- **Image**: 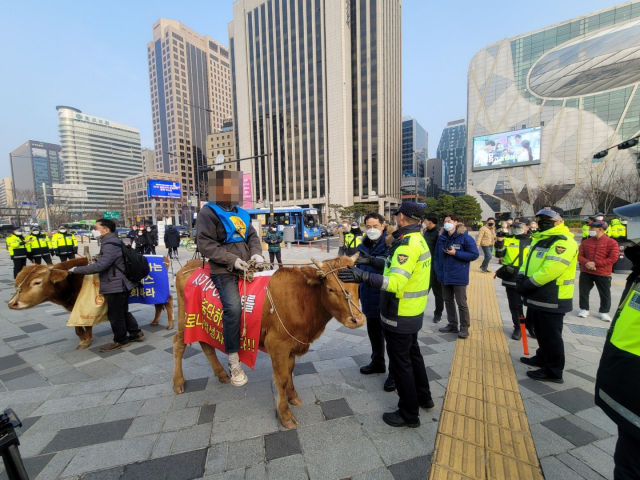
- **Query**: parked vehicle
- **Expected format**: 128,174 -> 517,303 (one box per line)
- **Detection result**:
177,226 -> 189,238
0,224 -> 16,238
319,225 -> 328,237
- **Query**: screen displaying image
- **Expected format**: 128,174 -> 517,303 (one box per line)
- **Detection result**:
148,180 -> 181,198
472,127 -> 541,171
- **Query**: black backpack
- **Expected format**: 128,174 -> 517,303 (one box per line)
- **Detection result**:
105,240 -> 150,283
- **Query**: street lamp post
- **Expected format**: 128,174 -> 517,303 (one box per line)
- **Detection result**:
265,114 -> 274,224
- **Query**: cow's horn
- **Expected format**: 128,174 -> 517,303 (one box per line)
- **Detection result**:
349,252 -> 360,263
310,258 -> 324,270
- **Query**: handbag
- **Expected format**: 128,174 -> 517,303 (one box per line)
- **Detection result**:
67,274 -> 109,327
495,247 -> 524,280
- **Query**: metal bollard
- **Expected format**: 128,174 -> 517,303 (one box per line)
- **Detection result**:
0,409 -> 28,480
326,237 -> 330,253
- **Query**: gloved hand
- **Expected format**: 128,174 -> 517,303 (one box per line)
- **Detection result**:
354,252 -> 372,266
234,258 -> 249,272
337,266 -> 370,284
515,278 -> 536,295
251,254 -> 265,264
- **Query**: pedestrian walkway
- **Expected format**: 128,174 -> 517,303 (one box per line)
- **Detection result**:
430,271 -> 543,479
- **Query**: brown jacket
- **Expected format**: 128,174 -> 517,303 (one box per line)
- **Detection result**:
196,205 -> 262,275
476,225 -> 496,247
336,226 -> 349,247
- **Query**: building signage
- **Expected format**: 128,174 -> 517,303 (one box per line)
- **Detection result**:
148,180 -> 181,199
243,174 -> 252,209
75,114 -> 110,126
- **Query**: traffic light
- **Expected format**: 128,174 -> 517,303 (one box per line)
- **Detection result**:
593,150 -> 608,159
618,138 -> 639,150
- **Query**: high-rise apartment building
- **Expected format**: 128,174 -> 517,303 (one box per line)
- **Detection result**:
229,0 -> 402,215
0,178 -> 14,207
142,148 -> 156,173
147,19 -> 233,199
9,141 -> 63,207
207,119 -> 236,171
437,119 -> 467,196
402,116 -> 428,177
57,106 -> 143,213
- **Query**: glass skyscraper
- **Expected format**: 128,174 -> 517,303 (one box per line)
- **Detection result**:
402,116 -> 428,177
9,141 -> 63,207
229,0 -> 402,215
437,119 -> 467,196
468,2 -> 640,217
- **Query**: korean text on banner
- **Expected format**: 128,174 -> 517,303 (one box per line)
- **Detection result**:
129,256 -> 170,305
243,174 -> 253,209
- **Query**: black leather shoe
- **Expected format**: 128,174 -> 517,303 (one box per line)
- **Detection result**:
526,369 -> 564,383
432,314 -> 442,324
383,376 -> 396,392
382,411 -> 420,428
419,399 -> 435,409
439,325 -> 459,334
458,330 -> 469,339
360,364 -> 386,375
520,356 -> 543,367
511,329 -> 522,341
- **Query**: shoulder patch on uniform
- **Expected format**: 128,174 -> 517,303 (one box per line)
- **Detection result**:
400,237 -> 411,246
397,254 -> 409,265
555,246 -> 566,254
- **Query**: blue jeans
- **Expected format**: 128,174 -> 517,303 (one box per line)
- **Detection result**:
481,246 -> 493,270
211,274 -> 241,354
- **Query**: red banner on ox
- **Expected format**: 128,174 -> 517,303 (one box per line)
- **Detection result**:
243,173 -> 252,209
183,265 -> 273,368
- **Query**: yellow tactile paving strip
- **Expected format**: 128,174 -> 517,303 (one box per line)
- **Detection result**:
429,271 -> 544,480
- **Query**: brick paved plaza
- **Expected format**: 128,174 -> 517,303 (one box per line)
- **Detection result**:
0,243 -> 622,479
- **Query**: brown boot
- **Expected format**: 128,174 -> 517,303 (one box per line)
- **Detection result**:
100,340 -> 130,352
130,332 -> 145,342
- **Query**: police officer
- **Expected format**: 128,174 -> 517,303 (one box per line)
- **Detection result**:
338,202 -> 433,428
495,218 -> 535,340
25,226 -> 53,265
595,202 -> 640,478
6,227 -> 31,278
582,219 -> 591,240
516,206 -> 578,383
343,222 -> 362,256
51,226 -> 78,261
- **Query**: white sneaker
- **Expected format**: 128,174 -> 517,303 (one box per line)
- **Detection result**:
599,313 -> 612,322
577,310 -> 589,318
228,353 -> 248,387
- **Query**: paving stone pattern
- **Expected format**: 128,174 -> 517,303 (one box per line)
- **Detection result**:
0,245 -> 622,479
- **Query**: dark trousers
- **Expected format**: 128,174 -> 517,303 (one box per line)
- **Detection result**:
211,274 -> 241,354
12,258 -> 26,279
338,246 -> 345,256
430,269 -> 444,316
579,272 -> 612,313
366,316 -> 386,369
33,253 -> 53,265
104,290 -> 141,344
59,253 -> 76,262
168,247 -> 178,259
505,287 -> 524,328
528,308 -> 565,378
481,245 -> 493,270
269,251 -> 283,267
614,426 -> 640,479
383,330 -> 431,421
442,284 -> 470,331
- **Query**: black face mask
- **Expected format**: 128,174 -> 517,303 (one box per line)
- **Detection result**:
487,223 -> 494,227
537,219 -> 557,232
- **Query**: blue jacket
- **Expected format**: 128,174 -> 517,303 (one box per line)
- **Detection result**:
434,226 -> 479,286
357,226 -> 394,318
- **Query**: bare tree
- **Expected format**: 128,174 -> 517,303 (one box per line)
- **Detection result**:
577,162 -> 622,214
531,183 -> 568,211
617,170 -> 640,205
499,186 -> 529,216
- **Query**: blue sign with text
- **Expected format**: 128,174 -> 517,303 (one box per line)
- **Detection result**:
129,256 -> 170,305
148,180 -> 181,199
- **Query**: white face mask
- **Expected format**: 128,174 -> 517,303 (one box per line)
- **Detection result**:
93,230 -> 103,238
366,228 -> 382,241
588,230 -> 597,237
59,229 -> 67,234
595,216 -> 604,221
138,232 -> 144,236
443,222 -> 455,232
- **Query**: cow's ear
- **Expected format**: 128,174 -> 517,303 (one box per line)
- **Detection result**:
300,266 -> 322,286
49,270 -> 69,284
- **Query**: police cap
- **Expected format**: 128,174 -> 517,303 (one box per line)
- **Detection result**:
535,206 -> 564,221
393,202 -> 423,221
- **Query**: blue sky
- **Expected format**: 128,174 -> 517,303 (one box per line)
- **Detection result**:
0,0 -> 618,179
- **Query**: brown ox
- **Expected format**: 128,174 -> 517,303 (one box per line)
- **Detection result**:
8,257 -> 175,349
172,254 -> 365,429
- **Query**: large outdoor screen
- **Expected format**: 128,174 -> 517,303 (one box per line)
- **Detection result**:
147,180 -> 181,198
472,127 -> 541,171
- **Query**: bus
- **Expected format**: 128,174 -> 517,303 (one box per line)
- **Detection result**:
61,220 -> 97,230
245,207 -> 321,242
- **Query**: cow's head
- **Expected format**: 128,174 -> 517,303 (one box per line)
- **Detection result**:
300,254 -> 366,328
8,265 -> 71,310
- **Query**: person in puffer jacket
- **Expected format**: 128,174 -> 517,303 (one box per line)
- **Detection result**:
353,214 -> 395,392
434,214 -> 479,338
577,220 -> 619,322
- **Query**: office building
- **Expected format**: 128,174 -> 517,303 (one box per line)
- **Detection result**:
402,116 -> 428,177
468,2 -> 640,217
427,158 -> 444,197
437,119 -> 467,196
142,148 -> 156,173
147,19 -> 233,199
229,0 -> 402,215
57,106 -> 143,213
0,178 -> 13,207
123,172 -> 181,226
207,119 -> 236,171
9,141 -> 63,207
